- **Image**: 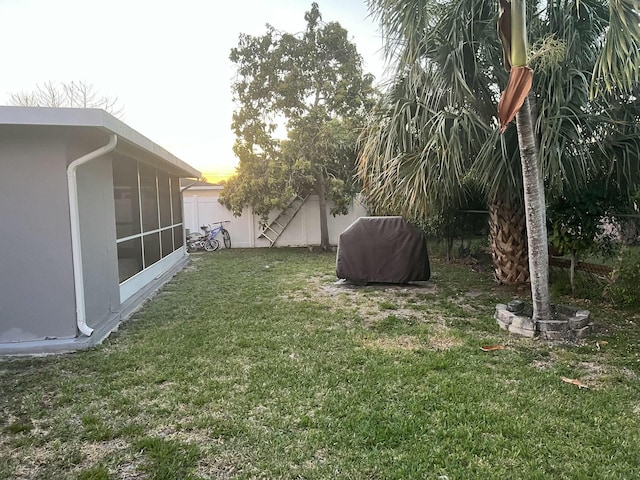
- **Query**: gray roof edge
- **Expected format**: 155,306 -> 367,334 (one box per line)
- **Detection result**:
0,106 -> 201,178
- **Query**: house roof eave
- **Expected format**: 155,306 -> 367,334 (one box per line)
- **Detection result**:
0,106 -> 201,178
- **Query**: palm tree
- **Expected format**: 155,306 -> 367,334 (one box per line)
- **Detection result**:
359,0 -> 640,320
498,0 -> 550,320
359,0 -> 530,285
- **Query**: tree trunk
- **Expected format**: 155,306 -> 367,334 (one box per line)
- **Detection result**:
516,96 -> 551,322
317,170 -> 330,250
446,236 -> 454,262
489,195 -> 530,284
570,250 -> 577,294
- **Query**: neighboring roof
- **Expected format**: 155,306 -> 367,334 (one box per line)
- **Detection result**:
179,178 -> 224,192
179,178 -> 222,188
0,106 -> 201,178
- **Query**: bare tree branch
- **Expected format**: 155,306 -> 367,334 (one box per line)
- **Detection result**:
8,80 -> 124,117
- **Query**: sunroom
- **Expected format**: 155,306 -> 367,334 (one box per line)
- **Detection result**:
0,106 -> 200,355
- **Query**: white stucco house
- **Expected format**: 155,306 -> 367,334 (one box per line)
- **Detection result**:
0,106 -> 200,355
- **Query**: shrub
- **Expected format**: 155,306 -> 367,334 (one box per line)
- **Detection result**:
605,248 -> 640,308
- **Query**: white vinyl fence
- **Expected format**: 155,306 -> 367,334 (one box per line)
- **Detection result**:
182,186 -> 368,248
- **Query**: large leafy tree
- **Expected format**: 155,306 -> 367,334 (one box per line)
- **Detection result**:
220,3 -> 376,249
358,0 -> 640,312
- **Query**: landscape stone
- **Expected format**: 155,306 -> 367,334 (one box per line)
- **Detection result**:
494,302 -> 591,342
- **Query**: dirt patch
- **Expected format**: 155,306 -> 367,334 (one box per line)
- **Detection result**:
194,450 -> 246,479
575,361 -> 637,387
283,273 -> 473,351
532,359 -> 555,370
363,335 -> 424,352
464,290 -> 484,298
531,356 -> 637,389
288,274 -> 437,298
82,438 -> 130,464
149,425 -> 216,446
571,361 -> 608,389
363,330 -> 463,353
577,361 -> 607,376
427,328 -> 464,351
183,256 -> 203,272
285,275 -> 438,320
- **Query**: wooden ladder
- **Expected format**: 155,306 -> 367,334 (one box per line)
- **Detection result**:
258,194 -> 308,247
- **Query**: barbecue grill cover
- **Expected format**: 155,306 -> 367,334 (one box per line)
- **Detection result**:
336,216 -> 430,283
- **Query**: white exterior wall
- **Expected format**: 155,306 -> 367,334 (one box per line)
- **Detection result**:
183,187 -> 368,247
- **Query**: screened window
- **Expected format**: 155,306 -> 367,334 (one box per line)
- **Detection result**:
161,229 -> 174,257
139,163 -> 159,232
113,158 -> 185,284
173,226 -> 184,249
158,171 -> 172,227
117,238 -> 142,283
143,232 -> 161,267
171,177 -> 182,224
113,157 -> 141,239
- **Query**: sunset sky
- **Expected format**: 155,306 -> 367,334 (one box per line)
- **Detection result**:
0,0 -> 386,183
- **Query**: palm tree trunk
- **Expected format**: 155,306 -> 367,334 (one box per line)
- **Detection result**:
489,195 -> 529,284
516,96 -> 551,322
317,169 -> 330,250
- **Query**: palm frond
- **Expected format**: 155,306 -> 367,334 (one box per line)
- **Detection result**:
361,0 -> 640,223
591,0 -> 640,97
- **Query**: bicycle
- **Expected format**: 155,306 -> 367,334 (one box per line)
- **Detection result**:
205,221 -> 232,251
186,221 -> 231,252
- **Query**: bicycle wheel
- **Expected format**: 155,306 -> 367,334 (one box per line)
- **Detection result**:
222,229 -> 231,249
212,239 -> 221,251
203,239 -> 215,252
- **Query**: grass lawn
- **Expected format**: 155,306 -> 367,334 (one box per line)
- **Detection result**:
1,248 -> 640,479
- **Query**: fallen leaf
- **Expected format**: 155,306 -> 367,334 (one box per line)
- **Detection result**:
561,377 -> 588,389
595,340 -> 608,350
289,352 -> 296,359
480,345 -> 506,352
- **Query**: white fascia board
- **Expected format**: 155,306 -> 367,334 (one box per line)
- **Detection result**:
0,106 -> 201,178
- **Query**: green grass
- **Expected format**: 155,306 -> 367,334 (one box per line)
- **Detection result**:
1,248 -> 640,479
